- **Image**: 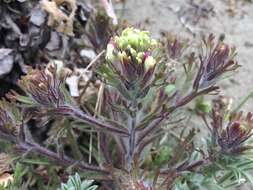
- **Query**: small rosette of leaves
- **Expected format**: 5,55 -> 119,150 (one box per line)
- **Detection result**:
206,111 -> 253,188
193,34 -> 240,90
100,27 -> 159,100
7,65 -> 72,109
211,109 -> 253,155
58,173 -> 97,190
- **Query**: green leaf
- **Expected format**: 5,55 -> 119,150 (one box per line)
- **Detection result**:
21,159 -> 50,165
12,95 -> 34,105
195,96 -> 211,113
60,84 -> 74,105
165,84 -> 176,96
241,171 -> 253,187
58,173 -> 98,190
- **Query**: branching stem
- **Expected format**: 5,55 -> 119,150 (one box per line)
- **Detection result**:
56,106 -> 129,136
16,141 -> 108,174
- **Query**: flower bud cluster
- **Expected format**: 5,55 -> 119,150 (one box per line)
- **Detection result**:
193,34 -> 239,90
103,28 -> 159,99
211,106 -> 253,155
106,27 -> 158,71
11,66 -> 67,108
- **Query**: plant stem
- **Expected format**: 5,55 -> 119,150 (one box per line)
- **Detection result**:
137,117 -> 164,146
137,87 -> 218,148
16,141 -> 108,174
160,159 -> 206,174
56,106 -> 129,136
127,100 -> 137,170
89,130 -> 93,164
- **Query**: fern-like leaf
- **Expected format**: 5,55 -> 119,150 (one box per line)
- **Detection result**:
59,173 -> 98,190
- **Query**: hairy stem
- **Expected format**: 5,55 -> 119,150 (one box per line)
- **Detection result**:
137,86 -> 218,148
160,159 -> 207,174
127,100 -> 137,170
55,106 -> 129,136
16,141 -> 108,174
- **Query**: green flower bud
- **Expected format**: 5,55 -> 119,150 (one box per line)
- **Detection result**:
144,56 -> 156,70
130,47 -> 137,57
107,28 -> 158,68
115,27 -> 157,53
140,30 -> 149,36
136,52 -> 144,64
118,51 -> 128,62
118,37 -> 128,50
122,27 -> 136,36
139,41 -> 145,50
128,34 -> 139,49
137,52 -> 144,59
136,57 -> 142,64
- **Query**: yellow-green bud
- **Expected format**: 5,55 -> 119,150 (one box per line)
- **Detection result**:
136,57 -> 142,64
130,47 -> 137,57
118,37 -> 128,50
136,52 -> 144,64
115,27 -> 157,53
144,56 -> 156,70
137,52 -> 144,59
118,51 -> 128,62
128,34 -> 139,49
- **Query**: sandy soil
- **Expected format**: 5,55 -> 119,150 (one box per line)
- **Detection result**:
120,0 -> 253,112
119,0 -> 253,189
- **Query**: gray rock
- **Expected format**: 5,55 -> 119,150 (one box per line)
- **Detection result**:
80,49 -> 96,60
30,7 -> 47,27
46,32 -> 61,51
0,49 -> 14,77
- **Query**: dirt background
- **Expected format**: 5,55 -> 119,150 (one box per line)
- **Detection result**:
118,0 -> 253,112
